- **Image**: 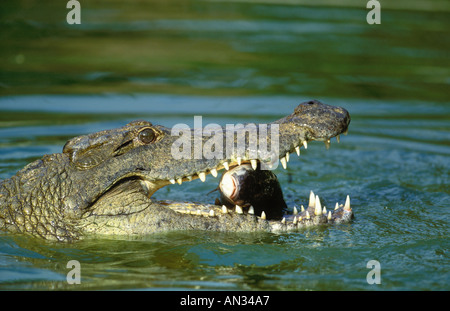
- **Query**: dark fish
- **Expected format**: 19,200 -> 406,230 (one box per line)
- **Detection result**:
216,164 -> 287,219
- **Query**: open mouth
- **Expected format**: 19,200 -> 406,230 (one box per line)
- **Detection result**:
149,135 -> 350,221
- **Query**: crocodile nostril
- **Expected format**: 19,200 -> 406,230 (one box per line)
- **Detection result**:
307,100 -> 320,105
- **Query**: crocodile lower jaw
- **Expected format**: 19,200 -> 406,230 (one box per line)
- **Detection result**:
158,189 -> 353,232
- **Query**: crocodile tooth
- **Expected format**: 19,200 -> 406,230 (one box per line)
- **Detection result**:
303,141 -> 308,149
281,217 -> 286,224
306,211 -> 310,219
248,206 -> 255,215
295,146 -> 300,156
335,202 -> 339,210
322,206 -> 327,215
177,178 -> 183,185
344,195 -> 351,211
293,206 -> 298,215
237,157 -> 242,165
293,216 -> 298,224
198,172 -> 206,182
324,139 -> 330,150
209,209 -> 215,217
169,179 -> 176,184
223,161 -> 229,171
309,191 -> 315,208
327,211 -> 332,220
250,159 -> 258,170
210,168 -> 218,178
343,128 -> 348,136
285,152 -> 290,162
301,205 -> 305,212
314,195 -> 322,216
280,157 -> 287,169
235,205 -> 243,214
222,205 -> 228,214
261,211 -> 266,220
196,209 -> 201,215
336,135 -> 340,143
299,216 -> 303,222
187,175 -> 193,181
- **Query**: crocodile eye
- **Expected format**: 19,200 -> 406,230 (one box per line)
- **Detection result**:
138,128 -> 156,144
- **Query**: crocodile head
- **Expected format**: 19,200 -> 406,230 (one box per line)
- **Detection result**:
0,100 -> 352,241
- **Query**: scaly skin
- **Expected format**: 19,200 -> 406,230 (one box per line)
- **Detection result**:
0,100 -> 352,241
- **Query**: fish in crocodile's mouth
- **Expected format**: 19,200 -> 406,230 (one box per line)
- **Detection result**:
217,163 -> 287,220
215,162 -> 353,225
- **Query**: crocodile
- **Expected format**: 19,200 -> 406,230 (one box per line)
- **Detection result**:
0,100 -> 352,242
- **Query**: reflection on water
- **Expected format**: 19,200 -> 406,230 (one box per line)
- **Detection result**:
0,0 -> 449,291
1,0 -> 449,101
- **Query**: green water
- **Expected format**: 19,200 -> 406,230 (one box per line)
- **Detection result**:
0,0 -> 449,291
